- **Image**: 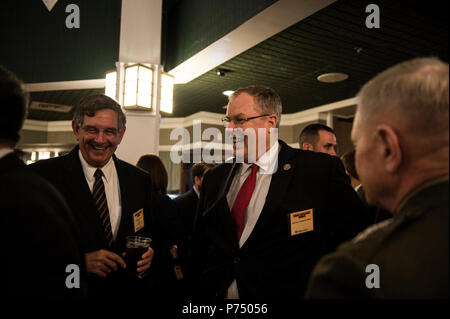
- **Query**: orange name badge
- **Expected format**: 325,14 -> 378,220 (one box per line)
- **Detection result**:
289,209 -> 314,236
133,208 -> 145,233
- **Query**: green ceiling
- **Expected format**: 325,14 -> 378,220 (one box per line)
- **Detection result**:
2,0 -> 449,120
163,0 -> 277,71
172,0 -> 449,116
0,0 -> 121,83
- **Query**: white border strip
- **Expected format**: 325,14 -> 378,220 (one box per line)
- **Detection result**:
22,120 -> 73,132
24,79 -> 105,92
160,111 -> 224,129
282,97 -> 357,126
22,97 -> 357,132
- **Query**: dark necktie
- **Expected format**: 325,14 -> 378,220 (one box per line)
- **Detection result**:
93,169 -> 113,246
230,164 -> 258,241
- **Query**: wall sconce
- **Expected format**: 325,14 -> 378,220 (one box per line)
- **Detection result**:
105,63 -> 174,114
160,72 -> 174,114
123,64 -> 154,110
105,70 -> 117,100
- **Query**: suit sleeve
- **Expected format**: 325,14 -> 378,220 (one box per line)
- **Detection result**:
2,174 -> 87,298
326,157 -> 371,247
188,170 -> 211,295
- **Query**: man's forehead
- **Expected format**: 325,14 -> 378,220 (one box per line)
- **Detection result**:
319,130 -> 336,143
83,110 -> 119,128
227,93 -> 258,115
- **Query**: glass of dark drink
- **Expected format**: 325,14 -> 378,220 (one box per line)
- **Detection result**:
125,236 -> 152,276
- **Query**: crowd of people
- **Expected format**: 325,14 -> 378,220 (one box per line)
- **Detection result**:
0,57 -> 448,299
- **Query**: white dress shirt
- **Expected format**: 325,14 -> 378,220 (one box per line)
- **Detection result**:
79,150 -> 122,239
226,141 -> 280,299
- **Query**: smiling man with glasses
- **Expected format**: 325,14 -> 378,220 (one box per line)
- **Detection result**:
30,94 -> 172,299
191,85 -> 371,300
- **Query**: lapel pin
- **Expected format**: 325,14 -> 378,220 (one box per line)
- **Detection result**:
283,163 -> 291,171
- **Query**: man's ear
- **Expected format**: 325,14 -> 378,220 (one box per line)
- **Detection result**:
72,121 -> 80,141
117,127 -> 126,144
267,114 -> 278,129
376,124 -> 402,173
302,142 -> 314,151
193,176 -> 201,187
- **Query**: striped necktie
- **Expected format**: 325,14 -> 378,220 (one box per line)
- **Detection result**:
93,169 -> 113,246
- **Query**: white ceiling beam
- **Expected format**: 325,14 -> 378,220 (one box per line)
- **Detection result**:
168,0 -> 336,84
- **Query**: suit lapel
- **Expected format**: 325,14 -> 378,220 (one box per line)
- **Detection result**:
202,162 -> 240,217
63,147 -> 109,246
202,162 -> 241,253
113,156 -> 132,244
264,141 -> 298,205
241,141 -> 298,250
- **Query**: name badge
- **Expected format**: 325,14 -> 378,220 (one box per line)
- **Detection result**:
289,209 -> 314,236
133,208 -> 145,233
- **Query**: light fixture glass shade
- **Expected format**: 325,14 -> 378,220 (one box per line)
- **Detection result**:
124,64 -> 154,109
105,70 -> 117,100
160,72 -> 174,113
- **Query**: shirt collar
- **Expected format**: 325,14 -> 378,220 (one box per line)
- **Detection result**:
0,148 -> 14,160
193,185 -> 200,198
78,150 -> 115,184
395,175 -> 449,214
240,140 -> 280,176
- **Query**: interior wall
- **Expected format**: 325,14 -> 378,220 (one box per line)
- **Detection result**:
333,117 -> 354,157
159,150 -> 181,192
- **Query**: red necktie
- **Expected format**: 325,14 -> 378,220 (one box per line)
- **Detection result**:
231,164 -> 258,241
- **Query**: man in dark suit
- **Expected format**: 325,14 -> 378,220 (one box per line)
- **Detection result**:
174,162 -> 213,238
174,162 -> 213,292
306,57 -> 449,298
341,149 -> 392,224
0,65 -> 86,298
31,94 -> 158,298
190,85 -> 370,299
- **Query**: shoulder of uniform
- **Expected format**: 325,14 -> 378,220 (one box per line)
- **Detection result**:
352,219 -> 394,244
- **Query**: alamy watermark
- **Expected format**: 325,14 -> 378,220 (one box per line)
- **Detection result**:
65,264 -> 80,289
365,4 -> 380,29
169,120 -> 279,174
65,4 -> 80,29
365,264 -> 380,289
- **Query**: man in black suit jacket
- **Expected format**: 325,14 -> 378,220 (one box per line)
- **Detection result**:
191,86 -> 370,299
341,149 -> 392,224
174,162 -> 213,291
306,57 -> 449,298
0,66 -> 86,298
174,162 -> 213,238
31,94 -> 158,298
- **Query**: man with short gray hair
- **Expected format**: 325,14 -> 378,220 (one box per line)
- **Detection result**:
306,57 -> 449,298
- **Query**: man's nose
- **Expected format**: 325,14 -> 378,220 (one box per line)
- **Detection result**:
94,131 -> 106,143
329,148 -> 337,156
228,121 -> 236,129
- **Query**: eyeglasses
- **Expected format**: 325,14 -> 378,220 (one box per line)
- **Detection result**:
222,114 -> 271,127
